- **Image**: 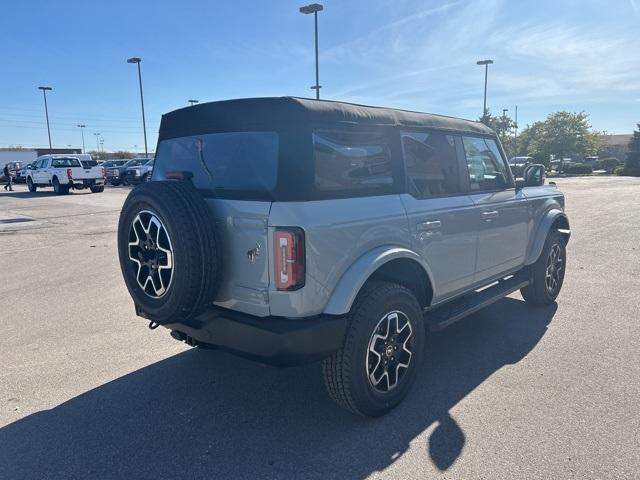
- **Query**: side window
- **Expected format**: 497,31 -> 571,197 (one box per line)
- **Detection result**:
313,130 -> 393,195
39,159 -> 48,168
401,130 -> 460,197
462,136 -> 508,191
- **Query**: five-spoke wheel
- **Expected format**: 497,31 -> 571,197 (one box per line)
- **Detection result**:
128,210 -> 174,298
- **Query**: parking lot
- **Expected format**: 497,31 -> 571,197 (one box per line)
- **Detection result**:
1,176 -> 639,479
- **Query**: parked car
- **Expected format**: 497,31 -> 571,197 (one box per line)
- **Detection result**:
122,159 -> 154,185
117,97 -> 570,417
106,158 -> 150,186
508,156 -> 533,177
26,154 -> 106,194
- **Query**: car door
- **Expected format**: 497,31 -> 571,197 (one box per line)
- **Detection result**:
34,159 -> 48,184
399,129 -> 478,303
461,136 -> 529,284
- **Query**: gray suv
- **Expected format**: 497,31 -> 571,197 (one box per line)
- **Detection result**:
118,97 -> 570,416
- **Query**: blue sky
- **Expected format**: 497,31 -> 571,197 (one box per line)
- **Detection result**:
1,0 -> 638,152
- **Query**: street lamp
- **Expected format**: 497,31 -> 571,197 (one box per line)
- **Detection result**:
188,99 -> 199,106
99,139 -> 104,153
94,132 -> 101,152
127,57 -> 149,159
502,108 -> 508,118
38,86 -> 53,149
77,124 -> 86,153
476,59 -> 494,117
299,3 -> 323,99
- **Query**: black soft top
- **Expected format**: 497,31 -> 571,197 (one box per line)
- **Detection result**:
158,97 -> 494,141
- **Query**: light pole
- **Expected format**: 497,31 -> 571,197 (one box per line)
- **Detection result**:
127,57 -> 148,159
38,86 -> 53,149
476,59 -> 493,117
100,139 -> 104,153
299,3 -> 323,99
77,124 -> 86,153
188,99 -> 199,106
94,132 -> 101,152
502,108 -> 508,119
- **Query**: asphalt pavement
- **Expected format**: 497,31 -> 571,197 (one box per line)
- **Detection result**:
0,177 -> 639,479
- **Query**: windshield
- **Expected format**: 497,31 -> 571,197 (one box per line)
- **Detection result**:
51,157 -> 81,168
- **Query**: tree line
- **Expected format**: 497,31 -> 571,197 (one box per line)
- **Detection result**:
480,111 -> 640,176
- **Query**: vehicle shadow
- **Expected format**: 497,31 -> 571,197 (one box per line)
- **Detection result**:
0,298 -> 556,479
0,190 -> 58,198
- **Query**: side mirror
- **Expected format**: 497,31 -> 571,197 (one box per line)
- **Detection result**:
523,164 -> 546,187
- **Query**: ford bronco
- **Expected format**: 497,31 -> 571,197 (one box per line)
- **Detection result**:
117,97 -> 570,416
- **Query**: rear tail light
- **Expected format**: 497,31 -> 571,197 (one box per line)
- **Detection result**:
274,228 -> 305,291
101,166 -> 106,178
66,168 -> 73,179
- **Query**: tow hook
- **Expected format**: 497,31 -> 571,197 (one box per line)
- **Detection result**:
148,321 -> 160,330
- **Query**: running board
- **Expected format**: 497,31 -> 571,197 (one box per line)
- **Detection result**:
426,272 -> 530,331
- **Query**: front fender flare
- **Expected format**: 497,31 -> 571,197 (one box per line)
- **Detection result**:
525,209 -> 570,265
322,246 -> 434,316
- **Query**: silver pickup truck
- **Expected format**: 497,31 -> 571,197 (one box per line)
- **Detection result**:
117,97 -> 570,416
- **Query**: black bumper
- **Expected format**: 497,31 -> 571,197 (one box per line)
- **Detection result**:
139,305 -> 348,367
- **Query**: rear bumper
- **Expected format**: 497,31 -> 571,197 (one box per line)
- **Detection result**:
138,305 -> 348,367
69,178 -> 104,188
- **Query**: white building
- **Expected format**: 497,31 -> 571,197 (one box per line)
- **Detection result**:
0,148 -> 82,169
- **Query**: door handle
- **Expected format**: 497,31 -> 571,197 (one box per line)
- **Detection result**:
481,210 -> 499,220
418,220 -> 442,231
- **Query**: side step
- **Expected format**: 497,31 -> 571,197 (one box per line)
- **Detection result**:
426,271 -> 530,331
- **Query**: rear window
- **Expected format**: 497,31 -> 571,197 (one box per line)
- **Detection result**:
313,130 -> 393,195
155,132 -> 278,193
51,157 -> 81,168
81,159 -> 98,168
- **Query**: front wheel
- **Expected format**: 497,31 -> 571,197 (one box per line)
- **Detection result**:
27,177 -> 36,192
322,281 -> 425,417
521,230 -> 567,305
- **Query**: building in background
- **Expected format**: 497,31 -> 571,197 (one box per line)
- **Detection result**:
0,148 -> 82,169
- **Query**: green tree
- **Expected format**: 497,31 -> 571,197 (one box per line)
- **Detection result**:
619,123 -> 640,176
517,111 -> 600,168
479,110 -> 517,157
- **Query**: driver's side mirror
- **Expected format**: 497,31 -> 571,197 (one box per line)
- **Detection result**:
517,164 -> 546,189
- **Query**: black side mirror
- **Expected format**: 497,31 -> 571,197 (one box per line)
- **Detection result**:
523,164 -> 546,187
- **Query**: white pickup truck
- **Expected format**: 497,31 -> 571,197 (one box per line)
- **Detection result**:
26,154 -> 106,195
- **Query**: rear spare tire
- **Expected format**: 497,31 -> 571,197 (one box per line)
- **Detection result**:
117,181 -> 221,324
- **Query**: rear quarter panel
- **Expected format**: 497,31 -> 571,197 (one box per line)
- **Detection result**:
268,195 -> 412,317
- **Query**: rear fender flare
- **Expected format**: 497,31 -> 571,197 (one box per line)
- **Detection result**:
322,246 -> 434,316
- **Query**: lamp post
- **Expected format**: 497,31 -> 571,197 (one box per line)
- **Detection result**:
127,57 -> 148,159
299,3 -> 323,99
77,124 -> 86,153
99,139 -> 104,153
38,86 -> 53,149
188,99 -> 199,106
476,59 -> 493,117
94,132 -> 101,152
502,108 -> 508,119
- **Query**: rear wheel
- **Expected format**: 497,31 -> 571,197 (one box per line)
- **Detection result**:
27,177 -> 36,192
521,230 -> 566,305
110,180 -> 121,186
90,185 -> 104,193
322,281 -> 425,417
53,177 -> 69,195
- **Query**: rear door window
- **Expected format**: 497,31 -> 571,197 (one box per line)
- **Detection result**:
401,130 -> 461,197
462,136 -> 509,191
155,132 -> 278,194
313,130 -> 393,196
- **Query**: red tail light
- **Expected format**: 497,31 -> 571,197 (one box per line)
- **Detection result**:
274,228 -> 305,291
101,166 -> 106,178
66,168 -> 73,179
